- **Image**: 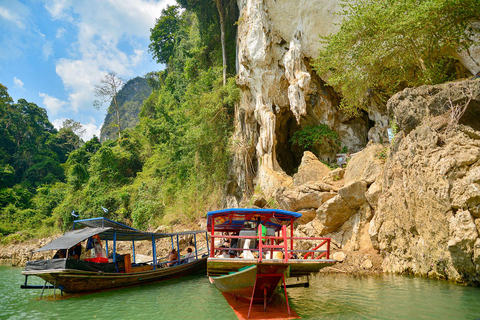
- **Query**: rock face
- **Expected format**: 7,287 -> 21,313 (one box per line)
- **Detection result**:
373,80 -> 480,284
227,0 -> 480,284
231,0 -> 377,203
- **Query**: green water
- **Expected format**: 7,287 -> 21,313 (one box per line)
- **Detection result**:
2,264 -> 480,319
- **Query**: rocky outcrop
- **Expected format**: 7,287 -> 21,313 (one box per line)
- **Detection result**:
387,80 -> 480,134
231,0 -> 376,204
374,80 -> 480,285
227,0 -> 480,283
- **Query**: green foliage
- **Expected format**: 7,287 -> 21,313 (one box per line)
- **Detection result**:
314,0 -> 480,116
290,124 -> 339,155
0,2 -> 239,236
376,147 -> 389,160
149,5 -> 182,64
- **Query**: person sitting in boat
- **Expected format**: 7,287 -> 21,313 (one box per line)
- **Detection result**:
230,232 -> 239,249
240,239 -> 254,259
255,217 -> 267,243
53,249 -> 66,259
167,249 -> 178,267
184,247 -> 195,263
87,235 -> 107,258
216,245 -> 230,258
68,242 -> 82,259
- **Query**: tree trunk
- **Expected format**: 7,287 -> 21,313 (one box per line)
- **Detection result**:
113,95 -> 121,139
214,0 -> 227,86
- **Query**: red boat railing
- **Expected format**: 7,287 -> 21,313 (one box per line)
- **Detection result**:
209,224 -> 331,262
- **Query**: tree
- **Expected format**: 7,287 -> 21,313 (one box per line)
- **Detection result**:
62,119 -> 86,139
314,0 -> 480,117
93,72 -> 124,139
149,5 -> 181,65
46,119 -> 84,163
213,0 -> 227,85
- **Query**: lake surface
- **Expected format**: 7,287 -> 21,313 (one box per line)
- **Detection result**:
2,264 -> 480,319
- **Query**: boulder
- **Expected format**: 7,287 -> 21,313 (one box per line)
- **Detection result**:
338,181 -> 368,208
293,151 -> 332,186
315,181 -> 368,234
365,181 -> 382,211
361,259 -> 373,269
333,251 -> 346,262
296,208 -> 318,224
344,143 -> 385,185
275,181 -> 337,212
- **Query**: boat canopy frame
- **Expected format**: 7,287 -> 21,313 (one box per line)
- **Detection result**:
207,208 -> 301,233
33,217 -> 209,270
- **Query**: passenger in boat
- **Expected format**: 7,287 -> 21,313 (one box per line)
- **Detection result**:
68,242 -> 82,259
216,245 -> 230,258
184,247 -> 195,263
53,249 -> 66,259
168,249 -> 178,267
240,239 -> 254,259
87,235 -> 107,258
255,217 -> 267,243
228,249 -> 238,258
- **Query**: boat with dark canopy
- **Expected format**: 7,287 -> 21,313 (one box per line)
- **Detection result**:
207,208 -> 335,317
21,217 -> 208,297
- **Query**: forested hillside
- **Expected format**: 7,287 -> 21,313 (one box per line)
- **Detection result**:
100,76 -> 152,143
0,1 -> 239,241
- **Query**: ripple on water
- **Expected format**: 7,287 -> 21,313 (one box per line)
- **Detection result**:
3,266 -> 480,320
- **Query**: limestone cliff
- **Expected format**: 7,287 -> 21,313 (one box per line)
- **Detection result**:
229,0 -> 480,283
228,0 -> 377,207
372,80 -> 480,284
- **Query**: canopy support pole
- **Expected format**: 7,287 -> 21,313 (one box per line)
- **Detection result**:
205,231 -> 209,256
152,235 -> 157,270
132,240 -> 136,264
113,231 -> 118,273
194,233 -> 198,260
176,235 -> 180,265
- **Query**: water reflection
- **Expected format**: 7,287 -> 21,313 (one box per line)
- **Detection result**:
2,265 -> 480,320
288,273 -> 480,319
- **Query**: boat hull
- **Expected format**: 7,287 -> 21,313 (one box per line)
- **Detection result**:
207,258 -> 336,277
210,264 -> 288,303
23,257 -> 207,293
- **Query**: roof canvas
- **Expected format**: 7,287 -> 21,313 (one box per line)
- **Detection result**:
33,227 -> 111,252
34,217 -> 208,252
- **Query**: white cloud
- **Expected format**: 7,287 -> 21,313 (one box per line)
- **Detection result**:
13,77 -> 24,89
51,117 -> 100,141
82,121 -> 101,141
56,27 -> 66,39
39,92 -> 67,116
43,40 -> 53,59
51,118 -> 66,130
0,6 -> 26,29
45,0 -> 176,120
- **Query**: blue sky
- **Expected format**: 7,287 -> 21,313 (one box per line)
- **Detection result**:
0,0 -> 175,140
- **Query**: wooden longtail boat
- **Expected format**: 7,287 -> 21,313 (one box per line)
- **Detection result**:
207,208 -> 335,316
21,217 -> 209,296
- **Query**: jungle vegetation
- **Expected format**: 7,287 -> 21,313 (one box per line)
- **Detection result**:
314,0 -> 480,117
0,0 -> 239,242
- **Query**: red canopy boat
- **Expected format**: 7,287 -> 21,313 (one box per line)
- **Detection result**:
207,208 -> 335,317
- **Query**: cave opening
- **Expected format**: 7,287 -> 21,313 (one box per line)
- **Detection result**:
275,108 -> 303,176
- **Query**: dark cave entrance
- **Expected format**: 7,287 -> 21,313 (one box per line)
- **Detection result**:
275,108 -> 303,176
